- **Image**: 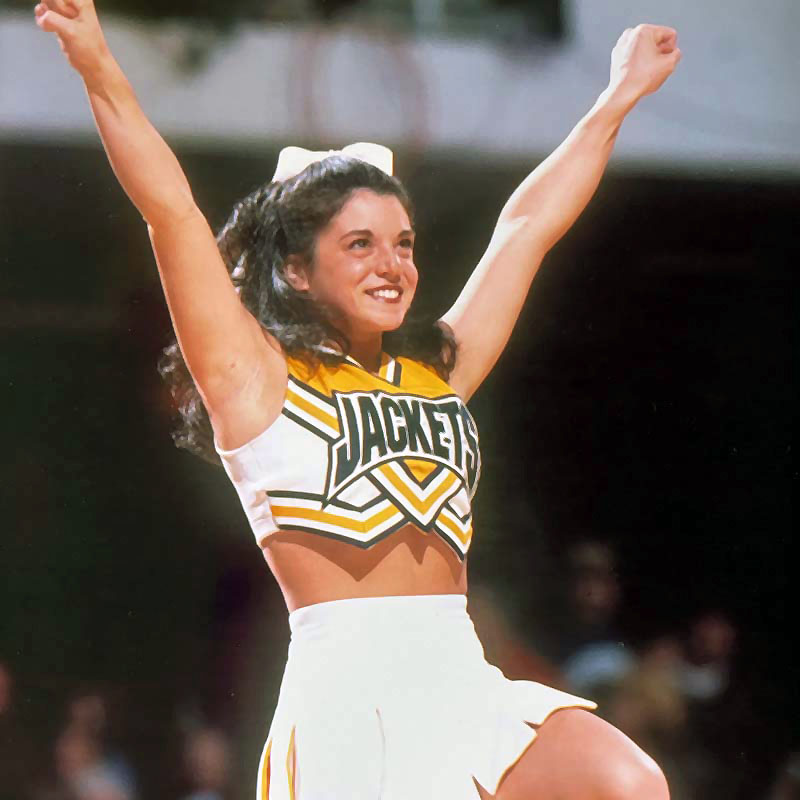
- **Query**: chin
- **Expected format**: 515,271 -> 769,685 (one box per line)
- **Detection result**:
379,306 -> 407,325
346,295 -> 413,335
357,305 -> 409,332
378,309 -> 410,332
358,317 -> 404,336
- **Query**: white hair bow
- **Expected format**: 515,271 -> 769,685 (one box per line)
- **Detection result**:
272,142 -> 394,183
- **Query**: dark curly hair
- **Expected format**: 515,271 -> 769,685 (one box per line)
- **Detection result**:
158,155 -> 457,466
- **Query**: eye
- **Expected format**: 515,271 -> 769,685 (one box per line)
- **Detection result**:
349,238 -> 370,249
399,238 -> 414,250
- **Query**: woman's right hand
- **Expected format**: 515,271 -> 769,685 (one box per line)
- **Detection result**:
34,0 -> 111,79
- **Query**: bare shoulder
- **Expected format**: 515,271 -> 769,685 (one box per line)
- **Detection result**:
207,326 -> 289,452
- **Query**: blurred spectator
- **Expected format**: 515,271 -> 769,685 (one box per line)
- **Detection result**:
64,688 -> 136,795
33,691 -> 137,800
766,751 -> 800,800
0,659 -> 34,800
676,610 -> 761,798
678,610 -> 736,702
0,660 -> 11,716
33,724 -> 101,800
68,692 -> 108,739
73,767 -> 133,800
555,541 -> 635,699
605,636 -> 693,800
607,636 -> 687,747
180,726 -> 231,800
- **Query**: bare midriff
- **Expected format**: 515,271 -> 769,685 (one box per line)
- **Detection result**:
261,522 -> 468,612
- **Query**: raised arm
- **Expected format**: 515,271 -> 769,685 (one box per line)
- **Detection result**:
442,24 -> 681,401
34,0 -> 285,445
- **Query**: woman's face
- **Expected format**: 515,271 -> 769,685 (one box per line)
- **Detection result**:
289,188 -> 418,338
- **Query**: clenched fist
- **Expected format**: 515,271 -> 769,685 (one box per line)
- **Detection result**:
34,0 -> 110,79
609,24 -> 682,103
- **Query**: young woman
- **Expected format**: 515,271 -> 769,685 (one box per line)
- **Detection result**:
35,2 -> 681,797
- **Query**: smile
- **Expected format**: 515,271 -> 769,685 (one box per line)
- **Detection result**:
365,288 -> 402,302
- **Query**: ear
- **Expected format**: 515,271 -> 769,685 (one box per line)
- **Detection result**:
283,255 -> 310,292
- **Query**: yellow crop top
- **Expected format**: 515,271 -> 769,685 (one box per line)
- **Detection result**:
214,352 -> 482,559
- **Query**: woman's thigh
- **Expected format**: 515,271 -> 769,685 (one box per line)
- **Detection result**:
475,708 -> 669,800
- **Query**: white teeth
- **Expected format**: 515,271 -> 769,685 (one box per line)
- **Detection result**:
369,289 -> 400,299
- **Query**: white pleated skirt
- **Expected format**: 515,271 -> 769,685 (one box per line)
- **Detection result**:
257,594 -> 595,800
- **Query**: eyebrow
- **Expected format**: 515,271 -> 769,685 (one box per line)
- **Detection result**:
339,228 -> 416,241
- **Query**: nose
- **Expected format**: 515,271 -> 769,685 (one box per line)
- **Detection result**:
376,242 -> 402,280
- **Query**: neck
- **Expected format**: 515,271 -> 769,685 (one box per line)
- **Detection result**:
348,332 -> 383,373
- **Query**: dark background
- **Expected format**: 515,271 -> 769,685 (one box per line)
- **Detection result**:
1,138 -> 795,793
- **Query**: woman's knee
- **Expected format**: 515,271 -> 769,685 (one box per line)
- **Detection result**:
501,708 -> 670,800
563,710 -> 669,800
599,748 -> 669,800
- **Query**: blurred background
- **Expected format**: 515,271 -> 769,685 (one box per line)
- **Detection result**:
1,0 -> 796,798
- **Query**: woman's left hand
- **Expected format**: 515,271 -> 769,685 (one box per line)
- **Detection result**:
608,24 -> 682,104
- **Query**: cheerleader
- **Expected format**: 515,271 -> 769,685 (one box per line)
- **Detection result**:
35,2 -> 680,796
